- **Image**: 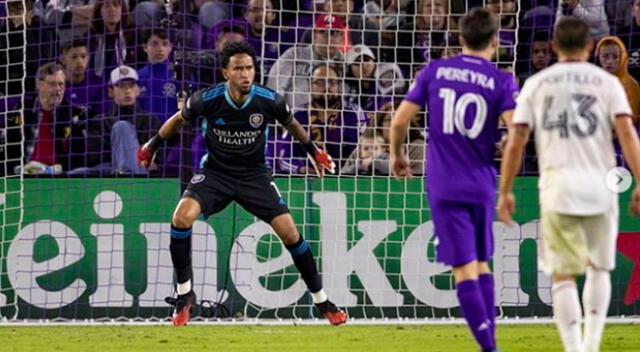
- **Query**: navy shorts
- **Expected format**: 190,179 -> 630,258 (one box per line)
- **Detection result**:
183,168 -> 290,223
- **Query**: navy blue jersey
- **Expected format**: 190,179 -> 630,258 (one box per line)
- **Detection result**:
182,83 -> 293,175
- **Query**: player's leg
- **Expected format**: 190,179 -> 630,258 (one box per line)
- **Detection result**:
473,200 -> 497,343
168,196 -> 201,326
235,174 -> 346,325
270,213 -> 346,325
169,171 -> 234,326
581,205 -> 618,352
540,209 -> 588,352
432,199 -> 495,351
477,261 -> 495,342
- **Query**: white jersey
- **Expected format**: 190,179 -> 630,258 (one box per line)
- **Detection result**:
513,62 -> 632,215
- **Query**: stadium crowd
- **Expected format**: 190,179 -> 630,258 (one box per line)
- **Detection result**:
1,0 -> 639,177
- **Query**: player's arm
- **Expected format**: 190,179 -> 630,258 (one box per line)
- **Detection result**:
614,115 -> 640,215
138,89 -> 203,168
497,123 -> 530,225
137,110 -> 187,168
390,100 -> 420,179
283,118 -> 335,177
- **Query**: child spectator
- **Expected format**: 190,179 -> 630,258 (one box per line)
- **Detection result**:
87,65 -> 162,174
138,28 -> 178,123
60,39 -> 106,114
341,128 -> 388,175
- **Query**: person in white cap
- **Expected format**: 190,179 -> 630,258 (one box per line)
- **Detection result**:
86,65 -> 162,174
344,44 -> 406,117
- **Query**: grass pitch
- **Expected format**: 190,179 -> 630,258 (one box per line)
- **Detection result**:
0,324 -> 638,351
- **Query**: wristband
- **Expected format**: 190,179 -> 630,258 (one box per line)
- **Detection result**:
302,140 -> 317,155
147,133 -> 165,151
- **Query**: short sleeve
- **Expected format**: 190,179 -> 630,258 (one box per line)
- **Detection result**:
181,89 -> 205,122
609,78 -> 633,122
512,79 -> 535,127
273,94 -> 293,126
499,74 -> 519,114
404,65 -> 430,106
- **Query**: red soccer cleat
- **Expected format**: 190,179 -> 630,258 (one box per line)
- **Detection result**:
170,291 -> 197,326
315,300 -> 347,326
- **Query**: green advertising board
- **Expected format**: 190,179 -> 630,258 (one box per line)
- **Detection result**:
1,177 -> 639,320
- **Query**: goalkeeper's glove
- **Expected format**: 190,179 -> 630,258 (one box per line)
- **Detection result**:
302,140 -> 335,177
137,133 -> 164,168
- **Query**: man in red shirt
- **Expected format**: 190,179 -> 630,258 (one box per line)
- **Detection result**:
2,62 -> 90,175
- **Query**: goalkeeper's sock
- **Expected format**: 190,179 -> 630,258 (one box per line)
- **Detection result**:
479,273 -> 496,340
582,267 -> 611,352
285,236 -> 323,296
456,279 -> 495,350
552,280 -> 582,352
170,225 -> 193,293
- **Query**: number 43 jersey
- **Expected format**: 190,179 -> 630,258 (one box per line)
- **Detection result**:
514,62 -> 633,215
405,54 -> 519,202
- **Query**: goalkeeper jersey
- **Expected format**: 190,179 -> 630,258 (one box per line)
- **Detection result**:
181,82 -> 293,175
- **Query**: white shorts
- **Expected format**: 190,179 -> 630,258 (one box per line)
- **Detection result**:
539,203 -> 618,276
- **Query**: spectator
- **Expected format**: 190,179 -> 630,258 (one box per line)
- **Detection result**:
87,65 -> 162,174
201,23 -> 247,86
301,0 -> 379,47
267,14 -> 347,109
133,0 -> 231,30
43,0 -> 95,42
344,44 -> 406,118
60,38 -> 106,113
273,63 -> 365,174
486,0 -> 517,60
370,101 -> 425,175
555,0 -> 610,40
341,128 -> 388,175
87,0 -> 138,78
617,0 -> 640,81
396,0 -> 449,76
517,31 -> 552,84
138,28 -> 178,123
3,63 -> 90,175
0,0 -> 55,97
596,36 -> 640,122
243,0 -> 281,75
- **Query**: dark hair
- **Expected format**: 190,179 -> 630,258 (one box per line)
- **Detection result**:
553,17 -> 591,53
61,38 -> 89,54
459,7 -> 498,51
90,0 -> 133,35
220,41 -> 256,69
532,31 -> 551,43
311,62 -> 339,77
7,0 -> 32,12
218,24 -> 247,39
143,28 -> 171,44
36,62 -> 65,82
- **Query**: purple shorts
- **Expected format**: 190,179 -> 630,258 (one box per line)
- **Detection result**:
430,197 -> 495,266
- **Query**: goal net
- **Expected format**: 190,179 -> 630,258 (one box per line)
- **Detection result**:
0,0 -> 639,323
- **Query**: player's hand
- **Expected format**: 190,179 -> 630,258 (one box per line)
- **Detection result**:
136,143 -> 155,168
309,149 -> 336,177
497,192 -> 516,226
391,154 -> 412,180
630,186 -> 640,216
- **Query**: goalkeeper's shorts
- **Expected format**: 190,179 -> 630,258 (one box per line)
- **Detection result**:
182,168 -> 290,223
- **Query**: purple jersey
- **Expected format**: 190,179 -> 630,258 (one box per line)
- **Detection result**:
405,54 -> 518,202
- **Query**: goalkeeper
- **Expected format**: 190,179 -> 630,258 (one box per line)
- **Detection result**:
137,41 -> 346,326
